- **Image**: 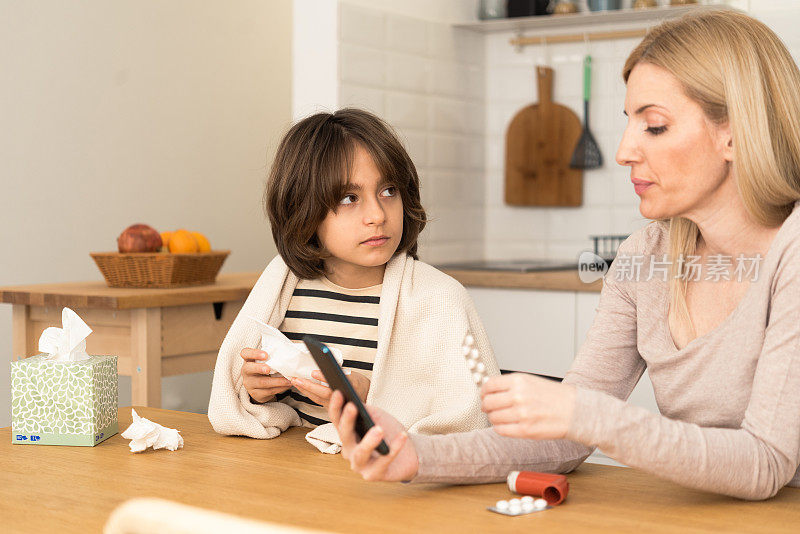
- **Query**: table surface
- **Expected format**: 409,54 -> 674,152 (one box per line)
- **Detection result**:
2,408 -> 799,533
0,272 -> 260,309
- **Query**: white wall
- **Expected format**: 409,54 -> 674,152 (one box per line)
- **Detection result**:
290,0 -> 799,265
336,1 -> 487,264
341,0 -> 476,23
482,0 -> 755,262
1,0 -> 293,426
484,32 -> 646,261
325,1 -> 753,266
293,0 -> 338,119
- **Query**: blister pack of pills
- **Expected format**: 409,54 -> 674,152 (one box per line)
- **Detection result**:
488,496 -> 550,516
462,333 -> 488,386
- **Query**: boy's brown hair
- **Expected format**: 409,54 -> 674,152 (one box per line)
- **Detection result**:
264,108 -> 427,279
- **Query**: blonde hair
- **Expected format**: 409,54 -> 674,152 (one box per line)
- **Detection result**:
622,8 -> 800,337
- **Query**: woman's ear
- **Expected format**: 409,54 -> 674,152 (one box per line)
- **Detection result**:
718,121 -> 734,162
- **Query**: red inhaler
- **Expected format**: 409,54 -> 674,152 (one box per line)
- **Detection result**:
507,471 -> 570,505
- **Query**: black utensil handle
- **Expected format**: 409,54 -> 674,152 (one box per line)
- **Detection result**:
584,99 -> 590,129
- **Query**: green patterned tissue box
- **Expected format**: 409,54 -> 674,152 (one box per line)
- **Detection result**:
11,354 -> 119,446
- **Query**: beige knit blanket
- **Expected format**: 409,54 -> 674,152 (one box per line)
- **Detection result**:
208,253 -> 499,453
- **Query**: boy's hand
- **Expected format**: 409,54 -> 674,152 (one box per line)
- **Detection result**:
239,347 -> 292,403
290,370 -> 371,407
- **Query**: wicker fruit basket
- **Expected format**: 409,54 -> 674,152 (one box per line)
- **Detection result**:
90,250 -> 230,288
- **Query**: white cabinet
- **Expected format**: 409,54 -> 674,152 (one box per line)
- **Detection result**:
468,287 -> 575,378
468,285 -> 660,467
468,286 -> 659,414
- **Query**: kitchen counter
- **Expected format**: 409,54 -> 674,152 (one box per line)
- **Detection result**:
441,268 -> 602,292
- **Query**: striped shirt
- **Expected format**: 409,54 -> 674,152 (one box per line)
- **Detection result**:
276,276 -> 381,428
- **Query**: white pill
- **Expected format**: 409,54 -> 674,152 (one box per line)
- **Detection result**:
522,501 -> 535,513
521,496 -> 534,504
467,359 -> 477,369
495,500 -> 509,511
475,362 -> 485,373
508,504 -> 522,515
465,334 -> 474,345
469,348 -> 479,360
509,498 -> 521,506
533,499 -> 548,510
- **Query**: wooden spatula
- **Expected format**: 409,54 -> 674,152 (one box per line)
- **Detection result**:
505,66 -> 583,207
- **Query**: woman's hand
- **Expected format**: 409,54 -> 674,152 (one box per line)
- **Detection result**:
328,390 -> 419,482
291,370 -> 370,407
239,348 -> 292,403
481,373 -> 577,440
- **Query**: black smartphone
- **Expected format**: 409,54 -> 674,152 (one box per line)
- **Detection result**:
303,335 -> 390,455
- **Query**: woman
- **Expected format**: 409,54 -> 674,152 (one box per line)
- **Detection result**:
326,9 -> 800,500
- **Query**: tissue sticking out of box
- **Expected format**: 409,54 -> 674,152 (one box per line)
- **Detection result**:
121,409 -> 184,453
247,315 -> 348,382
38,307 -> 92,362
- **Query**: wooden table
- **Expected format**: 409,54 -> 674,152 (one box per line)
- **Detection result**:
2,407 -> 799,533
0,274 -> 260,407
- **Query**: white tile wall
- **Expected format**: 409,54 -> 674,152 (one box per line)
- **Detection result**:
335,0 -> 800,264
338,2 -> 486,265
479,0 -> 796,261
484,31 -> 644,261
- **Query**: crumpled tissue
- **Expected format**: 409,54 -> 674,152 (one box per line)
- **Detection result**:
247,315 -> 348,382
121,409 -> 184,453
38,307 -> 92,362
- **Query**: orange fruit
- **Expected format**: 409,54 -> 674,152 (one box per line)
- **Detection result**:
191,231 -> 211,253
160,231 -> 173,252
169,229 -> 198,253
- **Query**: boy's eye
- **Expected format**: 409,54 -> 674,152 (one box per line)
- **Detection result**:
380,186 -> 397,197
340,194 -> 358,205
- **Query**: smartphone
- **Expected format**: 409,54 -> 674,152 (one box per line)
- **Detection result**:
303,335 -> 390,455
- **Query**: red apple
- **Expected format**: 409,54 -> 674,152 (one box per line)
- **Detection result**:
117,224 -> 163,253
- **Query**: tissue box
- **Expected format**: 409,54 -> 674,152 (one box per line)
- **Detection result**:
11,354 -> 119,446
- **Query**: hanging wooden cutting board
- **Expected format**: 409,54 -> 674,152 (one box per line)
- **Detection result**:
505,66 -> 583,206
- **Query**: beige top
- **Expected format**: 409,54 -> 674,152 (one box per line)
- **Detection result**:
411,201 -> 800,500
208,253 -> 499,453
